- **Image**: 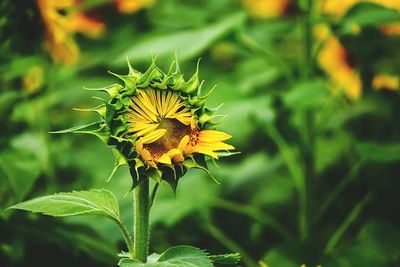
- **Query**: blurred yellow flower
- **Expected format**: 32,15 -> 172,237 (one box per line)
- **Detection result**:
372,0 -> 400,35
320,0 -> 400,24
372,74 -> 399,90
369,0 -> 400,10
320,0 -> 400,38
242,0 -> 290,18
37,0 -> 105,65
319,0 -> 359,17
381,23 -> 400,35
23,66 -> 44,93
316,24 -> 399,100
114,0 -> 154,14
316,26 -> 362,100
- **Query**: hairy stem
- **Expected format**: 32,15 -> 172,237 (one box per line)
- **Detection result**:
133,179 -> 150,262
112,218 -> 134,258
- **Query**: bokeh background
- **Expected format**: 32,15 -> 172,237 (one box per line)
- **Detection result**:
1,0 -> 400,266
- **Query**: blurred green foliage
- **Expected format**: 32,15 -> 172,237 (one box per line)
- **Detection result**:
1,0 -> 400,266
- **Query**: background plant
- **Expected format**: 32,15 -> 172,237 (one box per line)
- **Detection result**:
1,0 -> 400,266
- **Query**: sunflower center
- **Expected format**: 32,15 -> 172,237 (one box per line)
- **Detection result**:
143,118 -> 191,158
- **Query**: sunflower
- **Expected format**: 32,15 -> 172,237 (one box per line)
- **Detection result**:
60,59 -> 235,189
128,89 -> 233,167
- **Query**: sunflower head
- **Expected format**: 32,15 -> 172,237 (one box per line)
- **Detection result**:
60,58 -> 235,190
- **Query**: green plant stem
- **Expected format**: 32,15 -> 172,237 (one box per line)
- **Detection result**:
324,193 -> 372,254
205,223 -> 258,267
314,160 -> 364,223
133,179 -> 150,262
299,0 -> 315,240
301,0 -> 314,79
211,198 -> 292,241
266,124 -> 306,239
112,218 -> 134,258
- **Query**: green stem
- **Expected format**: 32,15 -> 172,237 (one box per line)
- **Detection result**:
301,0 -> 314,79
266,124 -> 306,239
112,218 -> 134,258
324,193 -> 372,254
211,198 -> 292,241
314,160 -> 364,223
133,179 -> 150,262
205,223 -> 258,267
299,0 -> 315,240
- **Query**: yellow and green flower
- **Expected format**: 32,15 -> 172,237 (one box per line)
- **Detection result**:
60,59 -> 234,189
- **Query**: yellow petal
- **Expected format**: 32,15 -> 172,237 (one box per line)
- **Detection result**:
199,130 -> 232,142
131,102 -> 157,122
157,154 -> 172,165
192,147 -> 219,159
178,135 -> 190,151
131,123 -> 159,137
140,129 -> 166,144
175,115 -> 192,125
196,141 -> 235,151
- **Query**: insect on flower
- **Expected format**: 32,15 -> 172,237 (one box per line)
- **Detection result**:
57,58 -> 235,190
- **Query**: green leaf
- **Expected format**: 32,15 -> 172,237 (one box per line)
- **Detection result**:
118,248 -> 239,266
215,151 -> 241,158
356,142 -> 400,162
9,189 -> 120,221
316,131 -> 352,173
158,245 -> 213,267
208,253 -> 241,265
357,219 -> 400,259
118,259 -> 141,266
119,259 -> 141,266
343,3 -> 400,27
283,80 -> 327,110
112,12 -> 246,66
118,258 -> 170,267
0,149 -> 41,213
